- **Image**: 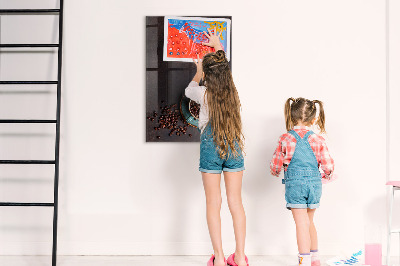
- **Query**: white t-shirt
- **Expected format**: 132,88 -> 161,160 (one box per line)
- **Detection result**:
185,81 -> 209,132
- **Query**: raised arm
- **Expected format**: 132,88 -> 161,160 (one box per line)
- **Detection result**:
185,55 -> 206,104
192,54 -> 202,83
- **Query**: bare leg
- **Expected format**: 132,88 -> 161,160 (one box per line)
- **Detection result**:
224,171 -> 247,266
307,209 -> 318,251
291,208 -> 311,254
202,172 -> 225,266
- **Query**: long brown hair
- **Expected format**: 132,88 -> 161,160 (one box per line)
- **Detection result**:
284,97 -> 326,133
202,50 -> 244,158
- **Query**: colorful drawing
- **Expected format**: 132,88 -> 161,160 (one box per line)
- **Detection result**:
163,16 -> 231,62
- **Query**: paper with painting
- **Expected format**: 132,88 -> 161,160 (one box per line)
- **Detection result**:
163,16 -> 231,62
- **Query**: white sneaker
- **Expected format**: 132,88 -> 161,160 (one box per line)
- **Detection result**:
291,254 -> 311,266
311,251 -> 321,266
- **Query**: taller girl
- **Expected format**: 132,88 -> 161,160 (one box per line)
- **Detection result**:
185,29 -> 248,266
270,98 -> 335,266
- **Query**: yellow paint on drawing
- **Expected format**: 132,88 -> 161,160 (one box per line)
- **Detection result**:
204,21 -> 226,40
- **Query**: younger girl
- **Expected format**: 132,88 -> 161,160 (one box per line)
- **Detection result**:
185,29 -> 248,266
270,98 -> 334,266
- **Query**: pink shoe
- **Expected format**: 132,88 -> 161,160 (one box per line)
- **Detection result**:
207,254 -> 227,266
227,253 -> 249,266
311,260 -> 321,266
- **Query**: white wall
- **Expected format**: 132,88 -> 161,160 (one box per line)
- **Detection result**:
0,0 -> 389,257
388,0 -> 400,258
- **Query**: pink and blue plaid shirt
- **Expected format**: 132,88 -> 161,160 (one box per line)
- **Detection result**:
270,126 -> 334,179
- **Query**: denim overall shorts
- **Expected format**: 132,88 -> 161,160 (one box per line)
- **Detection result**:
199,125 -> 245,174
283,130 -> 322,210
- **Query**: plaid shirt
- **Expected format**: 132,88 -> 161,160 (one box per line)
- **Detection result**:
270,126 -> 334,179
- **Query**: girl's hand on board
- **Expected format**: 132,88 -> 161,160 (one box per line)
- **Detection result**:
202,28 -> 223,51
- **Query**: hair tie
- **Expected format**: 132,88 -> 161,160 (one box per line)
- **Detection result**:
208,62 -> 228,68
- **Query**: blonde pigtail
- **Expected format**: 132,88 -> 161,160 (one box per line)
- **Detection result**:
313,100 -> 326,133
285,98 -> 295,131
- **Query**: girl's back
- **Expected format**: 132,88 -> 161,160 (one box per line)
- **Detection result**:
184,28 -> 248,266
270,126 -> 334,179
269,97 -> 335,266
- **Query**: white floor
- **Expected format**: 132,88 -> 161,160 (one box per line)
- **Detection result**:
0,255 -> 334,266
0,255 -> 397,266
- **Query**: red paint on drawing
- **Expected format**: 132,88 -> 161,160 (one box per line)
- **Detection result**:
167,25 -> 214,59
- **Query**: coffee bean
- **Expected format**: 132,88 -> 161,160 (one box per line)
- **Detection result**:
148,101 -> 194,138
189,101 -> 200,119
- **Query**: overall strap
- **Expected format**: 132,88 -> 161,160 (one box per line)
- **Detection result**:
289,130 -> 314,141
303,130 -> 314,140
288,130 -> 301,141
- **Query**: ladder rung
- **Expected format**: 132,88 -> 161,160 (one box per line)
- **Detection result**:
0,9 -> 60,14
0,44 -> 59,48
391,229 -> 400,233
0,160 -> 55,164
0,81 -> 58,84
0,202 -> 54,207
0,119 -> 56,123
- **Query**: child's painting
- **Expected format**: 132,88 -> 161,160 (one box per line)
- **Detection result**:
163,16 -> 231,62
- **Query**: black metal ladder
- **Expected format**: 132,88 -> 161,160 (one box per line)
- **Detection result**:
0,2 -> 63,266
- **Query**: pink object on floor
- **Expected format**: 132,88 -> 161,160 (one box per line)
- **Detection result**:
386,181 -> 400,187
365,243 -> 382,266
207,254 -> 227,266
321,173 -> 338,184
227,253 -> 249,266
